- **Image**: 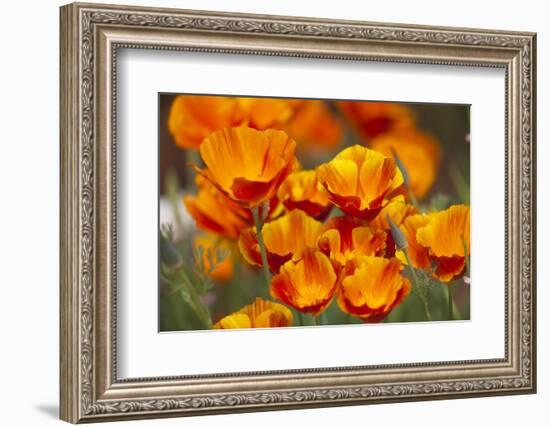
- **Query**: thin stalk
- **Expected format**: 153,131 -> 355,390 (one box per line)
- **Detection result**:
450,164 -> 470,204
252,207 -> 272,289
312,315 -> 320,326
165,170 -> 184,232
318,311 -> 326,326
403,250 -> 432,321
447,285 -> 454,320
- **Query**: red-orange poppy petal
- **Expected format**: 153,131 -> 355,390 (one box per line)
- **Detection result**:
270,249 -> 337,315
337,256 -> 411,322
231,178 -> 276,206
199,127 -> 297,207
183,176 -> 251,239
277,170 -> 332,219
416,205 -> 470,258
370,196 -> 417,257
317,216 -> 386,265
370,129 -> 441,199
237,228 -> 263,267
238,209 -> 324,273
237,97 -> 294,130
395,214 -> 431,270
434,255 -> 466,283
237,227 -> 293,273
287,100 -> 343,149
415,204 -> 470,282
168,95 -> 246,149
214,297 -> 293,329
316,145 -> 404,219
337,101 -> 416,140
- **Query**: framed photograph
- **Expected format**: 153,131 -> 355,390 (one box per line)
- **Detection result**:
60,2 -> 537,423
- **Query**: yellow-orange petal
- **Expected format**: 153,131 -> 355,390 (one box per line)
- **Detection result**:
238,97 -> 294,130
238,209 -> 324,273
168,95 -> 245,149
183,176 -> 251,239
358,148 -> 404,210
317,216 -> 386,265
316,158 -> 358,198
370,195 -> 417,230
416,205 -> 470,258
395,213 -> 431,270
338,101 -> 416,140
214,297 -> 293,329
214,313 -> 251,329
200,127 -> 297,206
277,170 -> 332,219
370,196 -> 418,256
370,129 -> 441,199
337,256 -> 411,322
316,145 -> 404,218
433,256 -> 466,283
270,249 -> 337,315
414,204 -> 470,282
286,100 -> 343,149
263,210 -> 324,259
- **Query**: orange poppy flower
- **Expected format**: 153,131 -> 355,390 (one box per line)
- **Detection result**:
370,129 -> 441,199
370,196 -> 418,256
270,249 -> 338,315
239,209 -> 324,273
395,213 -> 432,270
416,204 -> 470,282
168,96 -> 296,150
183,175 -> 250,239
168,95 -> 246,150
316,145 -> 404,220
198,127 -> 297,208
396,205 -> 470,282
277,170 -> 332,220
286,100 -> 343,149
193,234 -> 233,281
337,256 -> 411,323
214,297 -> 293,329
237,97 -> 294,130
317,216 -> 386,266
338,101 -> 415,140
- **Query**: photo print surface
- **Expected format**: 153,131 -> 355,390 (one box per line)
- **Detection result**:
158,94 -> 470,332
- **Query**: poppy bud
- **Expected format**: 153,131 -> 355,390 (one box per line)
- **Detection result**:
391,147 -> 410,187
160,231 -> 182,268
387,215 -> 408,250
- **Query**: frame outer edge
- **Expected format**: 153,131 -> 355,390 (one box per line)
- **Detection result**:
59,2 -> 537,422
60,3 -> 81,424
528,33 -> 537,393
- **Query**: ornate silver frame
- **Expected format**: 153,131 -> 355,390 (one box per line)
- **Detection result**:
60,2 -> 537,423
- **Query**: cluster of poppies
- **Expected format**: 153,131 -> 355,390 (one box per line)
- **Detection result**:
167,95 -> 470,329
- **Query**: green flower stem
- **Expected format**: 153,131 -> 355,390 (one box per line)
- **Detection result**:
165,170 -> 184,232
168,266 -> 212,328
252,207 -> 272,290
312,314 -> 320,326
447,284 -> 454,320
450,164 -> 470,204
403,250 -> 432,321
318,311 -> 326,326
